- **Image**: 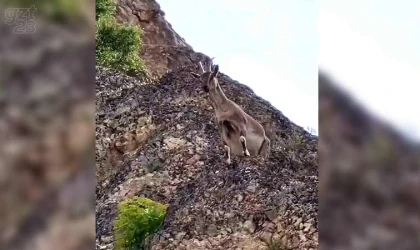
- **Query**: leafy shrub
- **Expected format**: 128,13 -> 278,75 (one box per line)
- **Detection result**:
96,0 -> 115,19
114,197 -> 167,250
95,0 -> 145,76
2,0 -> 83,22
96,17 -> 145,75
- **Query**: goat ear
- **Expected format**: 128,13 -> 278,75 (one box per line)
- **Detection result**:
190,72 -> 200,78
213,65 -> 219,77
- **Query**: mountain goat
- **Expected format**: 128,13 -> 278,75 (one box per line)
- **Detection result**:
190,58 -> 270,164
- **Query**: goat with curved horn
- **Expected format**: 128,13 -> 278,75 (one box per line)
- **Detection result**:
190,60 -> 271,164
199,61 -> 205,73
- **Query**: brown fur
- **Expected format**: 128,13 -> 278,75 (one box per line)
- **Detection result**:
191,58 -> 270,164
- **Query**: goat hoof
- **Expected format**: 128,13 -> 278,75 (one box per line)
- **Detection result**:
243,150 -> 250,156
226,158 -> 231,164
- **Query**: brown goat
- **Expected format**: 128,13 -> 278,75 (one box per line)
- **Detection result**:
191,58 -> 270,164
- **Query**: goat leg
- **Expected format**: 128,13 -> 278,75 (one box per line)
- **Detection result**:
224,145 -> 231,164
257,137 -> 270,158
239,135 -> 250,156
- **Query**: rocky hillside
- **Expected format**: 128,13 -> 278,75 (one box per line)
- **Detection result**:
319,73 -> 420,250
95,0 -> 318,249
0,7 -> 95,250
115,0 -> 198,78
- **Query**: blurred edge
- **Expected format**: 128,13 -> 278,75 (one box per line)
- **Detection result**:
0,1 -> 96,250
319,70 -> 420,250
2,0 -> 420,249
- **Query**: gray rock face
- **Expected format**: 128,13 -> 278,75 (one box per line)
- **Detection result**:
319,73 -> 420,250
0,11 -> 95,250
115,0 -> 209,78
95,65 -> 318,249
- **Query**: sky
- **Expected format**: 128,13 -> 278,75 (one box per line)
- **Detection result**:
158,0 -> 318,135
320,0 -> 420,141
159,0 -> 420,141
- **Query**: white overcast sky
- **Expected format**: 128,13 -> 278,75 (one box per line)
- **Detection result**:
159,0 -> 420,141
158,0 -> 318,135
320,0 -> 420,141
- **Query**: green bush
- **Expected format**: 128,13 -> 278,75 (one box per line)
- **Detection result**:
96,17 -> 145,75
1,0 -> 83,22
96,0 -> 115,19
95,0 -> 145,76
114,197 -> 168,250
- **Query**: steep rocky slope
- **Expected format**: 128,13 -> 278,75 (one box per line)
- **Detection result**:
319,72 -> 420,250
0,9 -> 95,250
95,0 -> 318,249
95,66 -> 318,249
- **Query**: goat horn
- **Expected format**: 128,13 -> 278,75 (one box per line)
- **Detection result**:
199,61 -> 205,73
208,57 -> 215,71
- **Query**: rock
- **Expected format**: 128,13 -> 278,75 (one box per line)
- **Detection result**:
110,120 -> 119,129
259,232 -> 273,244
277,223 -> 284,233
265,209 -> 277,221
207,224 -> 217,236
243,220 -> 256,234
214,210 -> 220,218
100,236 -> 112,243
115,106 -> 131,116
101,180 -> 109,188
172,178 -> 182,184
163,136 -> 186,150
186,154 -> 200,165
175,232 -> 186,240
195,220 -> 206,234
292,236 -> 300,246
299,230 -> 307,242
161,233 -> 170,240
225,212 -> 235,219
294,217 -> 303,227
303,222 -> 312,232
176,124 -> 184,130
312,232 -> 319,241
246,184 -> 257,193
236,194 -> 244,202
208,237 -> 219,246
138,116 -> 149,127
202,239 -> 212,248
